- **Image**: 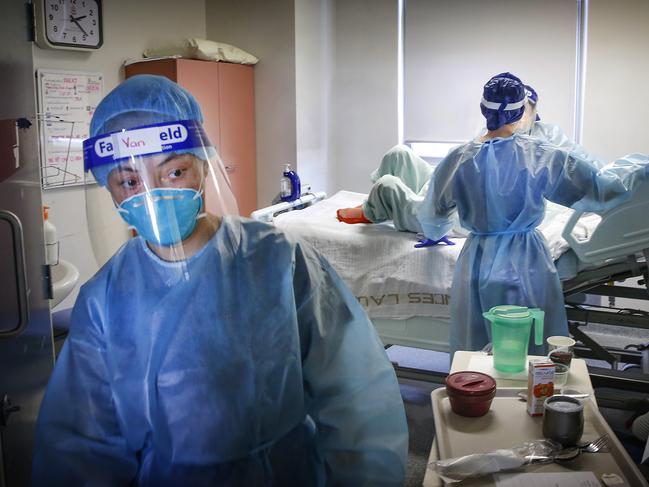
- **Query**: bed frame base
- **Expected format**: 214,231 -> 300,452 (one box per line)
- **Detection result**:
563,249 -> 649,391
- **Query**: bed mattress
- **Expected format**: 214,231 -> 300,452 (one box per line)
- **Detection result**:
274,191 -> 599,320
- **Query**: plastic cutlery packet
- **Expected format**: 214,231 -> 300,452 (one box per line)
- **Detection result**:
429,439 -> 565,483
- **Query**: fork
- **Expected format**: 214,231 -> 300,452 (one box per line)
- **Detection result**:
580,434 -> 610,453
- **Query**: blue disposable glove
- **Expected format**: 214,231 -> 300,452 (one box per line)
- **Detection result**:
414,235 -> 455,248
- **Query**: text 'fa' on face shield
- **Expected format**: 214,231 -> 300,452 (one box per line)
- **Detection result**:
83,119 -> 238,266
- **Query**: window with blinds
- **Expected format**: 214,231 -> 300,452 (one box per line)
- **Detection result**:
404,0 -> 579,146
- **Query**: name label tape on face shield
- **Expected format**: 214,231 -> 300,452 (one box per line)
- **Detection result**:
84,120 -> 212,172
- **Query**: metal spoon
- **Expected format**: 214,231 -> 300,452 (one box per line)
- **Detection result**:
517,390 -> 590,402
525,446 -> 581,464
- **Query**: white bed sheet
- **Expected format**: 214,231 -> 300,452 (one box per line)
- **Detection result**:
274,191 -> 600,320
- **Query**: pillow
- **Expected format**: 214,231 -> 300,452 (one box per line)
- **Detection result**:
143,38 -> 258,65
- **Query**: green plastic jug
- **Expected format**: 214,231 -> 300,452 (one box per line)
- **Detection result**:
483,305 -> 545,373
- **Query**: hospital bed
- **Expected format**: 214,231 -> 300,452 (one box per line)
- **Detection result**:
560,181 -> 649,390
252,185 -> 649,386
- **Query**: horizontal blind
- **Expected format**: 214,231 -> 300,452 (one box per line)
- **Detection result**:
405,0 -> 578,143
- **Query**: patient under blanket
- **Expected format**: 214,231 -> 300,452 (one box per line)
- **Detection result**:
274,191 -> 600,320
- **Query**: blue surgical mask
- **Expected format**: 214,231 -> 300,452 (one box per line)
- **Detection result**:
118,187 -> 203,246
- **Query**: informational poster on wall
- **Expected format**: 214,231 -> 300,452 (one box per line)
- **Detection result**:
37,69 -> 103,189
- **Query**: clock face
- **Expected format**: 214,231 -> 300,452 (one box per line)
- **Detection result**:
44,0 -> 103,49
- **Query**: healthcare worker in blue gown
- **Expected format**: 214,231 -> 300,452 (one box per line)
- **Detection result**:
418,72 -> 649,358
32,75 -> 408,486
336,83 -> 604,239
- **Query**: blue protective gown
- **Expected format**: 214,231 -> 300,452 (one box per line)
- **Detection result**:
361,126 -> 597,234
530,121 -> 607,168
33,218 -> 408,486
418,134 -> 649,356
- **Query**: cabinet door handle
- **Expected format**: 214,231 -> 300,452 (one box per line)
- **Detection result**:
0,209 -> 29,339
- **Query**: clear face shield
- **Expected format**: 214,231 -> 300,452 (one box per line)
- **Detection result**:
83,119 -> 238,265
514,100 -> 538,135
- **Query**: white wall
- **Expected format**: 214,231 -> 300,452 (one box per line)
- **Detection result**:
582,0 -> 649,158
295,0 -> 333,194
34,0 -> 207,310
205,0 -> 297,207
328,0 -> 399,193
206,0 -> 398,199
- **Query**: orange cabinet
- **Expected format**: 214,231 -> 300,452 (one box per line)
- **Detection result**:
125,59 -> 257,216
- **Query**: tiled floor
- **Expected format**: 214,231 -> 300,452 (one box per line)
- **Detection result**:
388,346 -> 446,486
399,378 -> 440,486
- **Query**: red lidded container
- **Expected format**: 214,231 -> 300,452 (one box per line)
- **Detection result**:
445,371 -> 497,417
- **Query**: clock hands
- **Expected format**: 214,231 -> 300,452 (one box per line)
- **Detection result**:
69,15 -> 88,36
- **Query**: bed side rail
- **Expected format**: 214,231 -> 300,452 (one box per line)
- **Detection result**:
250,192 -> 327,223
562,179 -> 649,264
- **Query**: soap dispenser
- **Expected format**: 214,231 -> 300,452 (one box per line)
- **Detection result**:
280,164 -> 301,202
43,206 -> 59,265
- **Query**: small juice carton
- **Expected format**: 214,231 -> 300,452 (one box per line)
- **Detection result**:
526,358 -> 555,416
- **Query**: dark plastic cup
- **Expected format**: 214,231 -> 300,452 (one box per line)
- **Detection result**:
543,395 -> 584,446
549,349 -> 573,367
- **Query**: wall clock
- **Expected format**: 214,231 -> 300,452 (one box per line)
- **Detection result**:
34,0 -> 103,51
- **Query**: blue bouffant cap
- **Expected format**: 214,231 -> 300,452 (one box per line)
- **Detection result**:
88,75 -> 213,186
90,75 -> 204,136
524,84 -> 541,121
480,72 -> 526,131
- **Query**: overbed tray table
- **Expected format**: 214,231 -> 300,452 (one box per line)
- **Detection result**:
423,352 -> 648,486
